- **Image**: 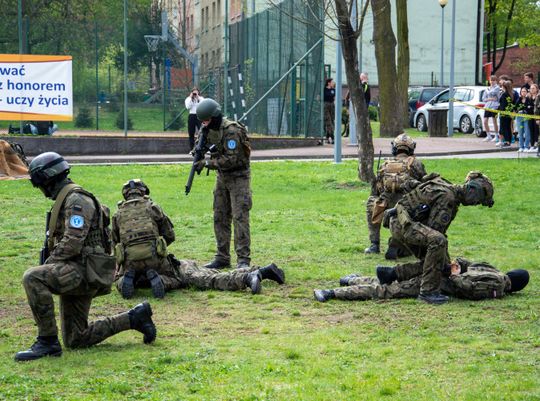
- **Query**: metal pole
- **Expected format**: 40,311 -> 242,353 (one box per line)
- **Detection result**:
224,0 -> 229,114
123,0 -> 128,137
448,0 -> 456,137
334,41 -> 342,163
18,0 -> 23,133
162,43 -> 166,130
440,5 -> 445,85
95,20 -> 99,130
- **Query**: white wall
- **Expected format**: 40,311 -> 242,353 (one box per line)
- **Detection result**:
324,0 -> 482,86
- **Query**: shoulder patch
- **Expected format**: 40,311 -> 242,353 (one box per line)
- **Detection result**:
227,139 -> 237,150
69,215 -> 85,229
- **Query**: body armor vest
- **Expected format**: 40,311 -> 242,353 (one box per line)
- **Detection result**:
116,197 -> 159,245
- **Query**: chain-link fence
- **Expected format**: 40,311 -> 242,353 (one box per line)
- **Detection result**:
226,0 -> 324,137
0,1 -> 324,135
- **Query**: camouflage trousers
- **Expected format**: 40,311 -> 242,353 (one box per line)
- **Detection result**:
214,171 -> 252,265
22,261 -> 130,348
324,102 -> 335,137
365,192 -> 401,244
334,276 -> 421,301
389,218 -> 448,294
159,259 -> 255,291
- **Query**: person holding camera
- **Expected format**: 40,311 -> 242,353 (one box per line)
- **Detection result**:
185,87 -> 205,151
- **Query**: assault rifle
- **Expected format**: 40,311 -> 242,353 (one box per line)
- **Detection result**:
40,211 -> 51,264
185,128 -> 212,195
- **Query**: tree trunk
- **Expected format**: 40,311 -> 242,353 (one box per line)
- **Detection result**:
396,0 -> 410,129
372,0 -> 402,138
334,0 -> 375,183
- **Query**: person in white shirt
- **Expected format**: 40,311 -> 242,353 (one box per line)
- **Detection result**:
185,87 -> 204,150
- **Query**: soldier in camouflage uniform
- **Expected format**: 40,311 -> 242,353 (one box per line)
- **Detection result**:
16,153 -> 156,362
113,179 -> 285,296
112,179 -> 175,299
313,258 -> 529,302
383,171 -> 495,304
193,98 -> 252,270
365,134 -> 427,259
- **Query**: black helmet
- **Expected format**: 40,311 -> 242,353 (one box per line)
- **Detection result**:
29,152 -> 70,188
391,133 -> 416,156
122,178 -> 150,200
196,98 -> 222,121
506,269 -> 529,292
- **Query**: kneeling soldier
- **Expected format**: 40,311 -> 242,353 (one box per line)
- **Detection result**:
16,153 -> 156,362
113,179 -> 285,297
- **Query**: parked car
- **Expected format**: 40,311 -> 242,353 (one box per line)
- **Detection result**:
408,86 -> 446,127
413,86 -> 486,135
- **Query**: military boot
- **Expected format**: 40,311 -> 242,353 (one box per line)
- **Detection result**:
146,269 -> 165,299
14,336 -> 62,362
204,259 -> 231,270
244,271 -> 262,294
128,302 -> 157,344
339,273 -> 360,286
417,292 -> 449,305
364,242 -> 380,254
384,246 -> 399,260
313,289 -> 335,302
258,263 -> 285,285
121,269 -> 136,299
376,266 -> 397,285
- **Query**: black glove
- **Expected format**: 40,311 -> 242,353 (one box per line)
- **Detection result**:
382,207 -> 397,228
194,159 -> 206,174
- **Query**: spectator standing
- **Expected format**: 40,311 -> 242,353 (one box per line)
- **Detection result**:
514,87 -> 533,152
324,78 -> 336,144
522,72 -> 534,91
185,87 -> 204,151
482,75 -> 501,142
497,81 -> 514,147
529,84 -> 539,153
360,72 -> 371,108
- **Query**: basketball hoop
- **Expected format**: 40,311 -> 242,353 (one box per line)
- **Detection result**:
144,35 -> 162,52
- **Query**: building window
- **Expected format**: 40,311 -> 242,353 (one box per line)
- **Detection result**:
201,8 -> 205,31
212,2 -> 216,27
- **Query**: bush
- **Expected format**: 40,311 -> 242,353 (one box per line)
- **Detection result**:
167,112 -> 186,130
115,109 -> 134,130
368,105 -> 379,121
75,107 -> 94,128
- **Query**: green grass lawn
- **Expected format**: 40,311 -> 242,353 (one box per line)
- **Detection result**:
0,159 -> 538,400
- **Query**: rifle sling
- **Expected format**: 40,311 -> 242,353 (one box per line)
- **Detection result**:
47,183 -> 81,250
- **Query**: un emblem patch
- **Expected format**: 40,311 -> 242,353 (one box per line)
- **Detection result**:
227,139 -> 237,150
69,215 -> 84,228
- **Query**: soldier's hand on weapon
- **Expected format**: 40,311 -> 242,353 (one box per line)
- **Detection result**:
194,159 -> 207,174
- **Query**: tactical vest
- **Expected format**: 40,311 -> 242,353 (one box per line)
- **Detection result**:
378,156 -> 416,193
223,119 -> 251,158
446,267 -> 507,300
114,197 -> 166,264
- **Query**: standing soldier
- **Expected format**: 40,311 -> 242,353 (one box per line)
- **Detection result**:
364,134 -> 427,259
113,179 -> 285,296
194,98 -> 252,270
382,171 -> 494,304
313,258 -> 529,302
16,153 -> 156,362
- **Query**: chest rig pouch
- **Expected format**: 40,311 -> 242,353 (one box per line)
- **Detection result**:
380,156 -> 415,193
114,197 -> 167,265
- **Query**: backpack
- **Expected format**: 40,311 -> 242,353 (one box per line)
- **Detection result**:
450,267 -> 507,300
379,156 -> 416,193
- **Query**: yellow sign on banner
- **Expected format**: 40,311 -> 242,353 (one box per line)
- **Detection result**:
0,54 -> 73,121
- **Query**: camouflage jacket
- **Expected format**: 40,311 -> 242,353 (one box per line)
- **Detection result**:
206,117 -> 251,174
397,175 -> 460,234
48,187 -> 103,263
441,260 -> 511,300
